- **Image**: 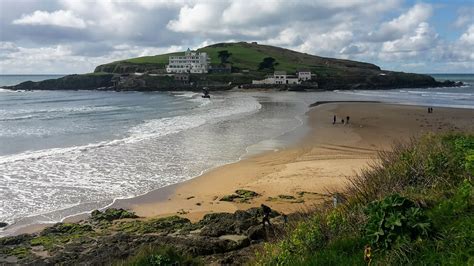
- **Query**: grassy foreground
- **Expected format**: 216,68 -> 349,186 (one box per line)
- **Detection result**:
253,133 -> 474,265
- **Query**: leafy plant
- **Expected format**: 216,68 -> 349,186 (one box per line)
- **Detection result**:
364,194 -> 431,250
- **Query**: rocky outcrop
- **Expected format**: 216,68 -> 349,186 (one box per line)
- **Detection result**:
3,74 -> 114,91
0,208 -> 286,265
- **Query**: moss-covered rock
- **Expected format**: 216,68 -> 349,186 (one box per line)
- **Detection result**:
278,194 -> 296,200
40,223 -> 93,235
4,246 -> 31,259
90,208 -> 138,222
116,216 -> 191,234
220,189 -> 260,203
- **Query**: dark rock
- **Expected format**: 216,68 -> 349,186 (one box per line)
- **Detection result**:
0,207 -> 283,265
5,74 -> 114,91
0,234 -> 32,246
247,224 -> 266,240
0,222 -> 7,228
90,208 -> 138,222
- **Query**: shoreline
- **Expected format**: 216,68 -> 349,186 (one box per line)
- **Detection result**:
105,102 -> 474,222
4,101 -> 474,236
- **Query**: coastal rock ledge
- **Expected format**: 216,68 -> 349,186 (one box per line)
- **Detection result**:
0,208 -> 285,265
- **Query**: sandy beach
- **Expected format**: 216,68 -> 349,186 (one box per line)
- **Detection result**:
9,101 -> 474,237
112,102 -> 474,222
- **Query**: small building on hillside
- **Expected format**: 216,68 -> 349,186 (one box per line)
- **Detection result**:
166,48 -> 210,74
297,69 -> 312,81
252,70 -> 302,85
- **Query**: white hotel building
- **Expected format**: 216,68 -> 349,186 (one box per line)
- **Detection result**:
166,48 -> 210,74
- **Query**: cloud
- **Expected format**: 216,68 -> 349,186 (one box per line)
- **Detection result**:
0,0 -> 472,74
368,3 -> 433,42
381,22 -> 438,54
454,7 -> 474,28
12,10 -> 88,29
0,41 -> 184,74
459,24 -> 474,45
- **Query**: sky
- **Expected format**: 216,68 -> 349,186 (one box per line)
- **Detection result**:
0,0 -> 473,74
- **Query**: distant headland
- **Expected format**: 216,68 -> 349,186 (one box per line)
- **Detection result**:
4,42 -> 462,91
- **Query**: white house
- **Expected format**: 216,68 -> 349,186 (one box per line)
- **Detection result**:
274,71 -> 286,84
252,71 -> 301,85
166,48 -> 210,74
297,69 -> 312,81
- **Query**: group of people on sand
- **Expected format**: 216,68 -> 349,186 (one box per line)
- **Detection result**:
428,107 -> 434,113
333,115 -> 350,125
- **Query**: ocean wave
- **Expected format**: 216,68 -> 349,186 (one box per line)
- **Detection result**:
0,105 -> 127,117
0,114 -> 40,122
0,95 -> 262,164
172,91 -> 199,98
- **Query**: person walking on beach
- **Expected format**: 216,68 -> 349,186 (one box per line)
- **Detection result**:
333,115 -> 336,125
346,116 -> 350,124
261,204 -> 272,228
341,118 -> 345,124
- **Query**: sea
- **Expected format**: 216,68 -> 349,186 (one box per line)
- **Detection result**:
0,74 -> 473,236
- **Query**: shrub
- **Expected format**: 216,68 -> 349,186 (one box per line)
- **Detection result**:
364,194 -> 431,250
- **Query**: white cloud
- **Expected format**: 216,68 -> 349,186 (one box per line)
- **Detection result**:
368,3 -> 433,42
459,24 -> 474,45
454,7 -> 474,28
1,0 -> 472,73
382,22 -> 438,54
12,10 -> 88,29
167,2 -> 226,33
0,41 -> 184,74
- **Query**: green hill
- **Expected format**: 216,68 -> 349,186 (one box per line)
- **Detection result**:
95,41 -> 380,75
92,42 -> 443,90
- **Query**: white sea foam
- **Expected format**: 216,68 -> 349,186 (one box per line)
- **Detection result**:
0,93 -> 269,232
0,95 -> 261,164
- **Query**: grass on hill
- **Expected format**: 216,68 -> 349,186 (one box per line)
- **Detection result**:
95,42 -> 379,76
254,133 -> 474,265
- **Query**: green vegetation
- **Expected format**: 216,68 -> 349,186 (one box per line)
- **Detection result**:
217,50 -> 232,64
254,133 -> 474,265
118,245 -> 201,266
364,194 -> 431,250
258,57 -> 278,71
5,246 -> 30,259
30,223 -> 95,251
